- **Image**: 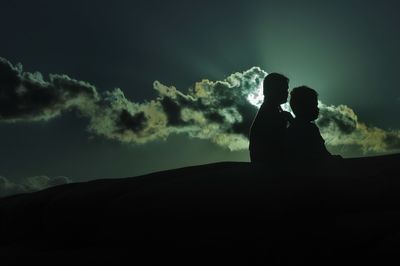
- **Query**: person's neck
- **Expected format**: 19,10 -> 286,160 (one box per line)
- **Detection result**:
264,99 -> 281,109
295,116 -> 313,123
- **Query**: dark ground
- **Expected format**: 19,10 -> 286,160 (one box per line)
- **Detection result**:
1,154 -> 400,265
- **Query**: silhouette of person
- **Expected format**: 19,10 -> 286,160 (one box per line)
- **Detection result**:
249,73 -> 293,165
286,86 -> 340,171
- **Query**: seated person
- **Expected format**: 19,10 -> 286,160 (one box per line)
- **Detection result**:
286,86 -> 340,170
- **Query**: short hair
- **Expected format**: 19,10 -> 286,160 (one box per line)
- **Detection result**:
289,86 -> 318,115
263,73 -> 289,96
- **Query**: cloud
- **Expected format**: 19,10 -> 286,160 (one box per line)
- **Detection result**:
1,56 -> 399,155
0,57 -> 99,122
83,69 -> 265,150
0,57 -> 264,150
0,175 -> 70,198
317,103 -> 400,154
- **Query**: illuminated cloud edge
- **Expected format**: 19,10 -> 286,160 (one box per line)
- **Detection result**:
1,56 -> 399,155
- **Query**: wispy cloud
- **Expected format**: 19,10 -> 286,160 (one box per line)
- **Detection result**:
317,102 -> 400,154
1,56 -> 399,154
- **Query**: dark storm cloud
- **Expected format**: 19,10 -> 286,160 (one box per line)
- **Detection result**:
0,175 -> 70,198
0,57 -> 99,122
1,56 -> 400,154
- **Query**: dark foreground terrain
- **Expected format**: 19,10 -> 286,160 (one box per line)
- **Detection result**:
1,154 -> 400,265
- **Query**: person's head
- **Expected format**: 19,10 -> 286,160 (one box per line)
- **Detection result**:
263,73 -> 289,105
290,86 -> 319,121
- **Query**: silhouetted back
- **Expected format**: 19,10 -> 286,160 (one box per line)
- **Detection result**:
249,104 -> 290,164
286,119 -> 331,162
249,73 -> 291,165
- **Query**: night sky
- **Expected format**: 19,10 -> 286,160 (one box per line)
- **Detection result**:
1,0 -> 400,196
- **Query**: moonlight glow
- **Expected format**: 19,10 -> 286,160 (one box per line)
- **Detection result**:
246,83 -> 293,114
247,84 -> 264,108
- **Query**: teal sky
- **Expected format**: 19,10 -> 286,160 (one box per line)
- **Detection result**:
1,0 -> 400,186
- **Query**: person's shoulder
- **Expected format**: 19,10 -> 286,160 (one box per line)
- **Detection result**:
289,118 -> 306,127
259,103 -> 276,113
281,110 -> 294,122
309,122 -> 321,132
300,122 -> 320,135
255,103 -> 279,119
288,120 -> 316,133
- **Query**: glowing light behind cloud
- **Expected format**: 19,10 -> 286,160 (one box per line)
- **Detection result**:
246,82 -> 264,108
245,80 -> 293,115
1,55 -> 399,155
